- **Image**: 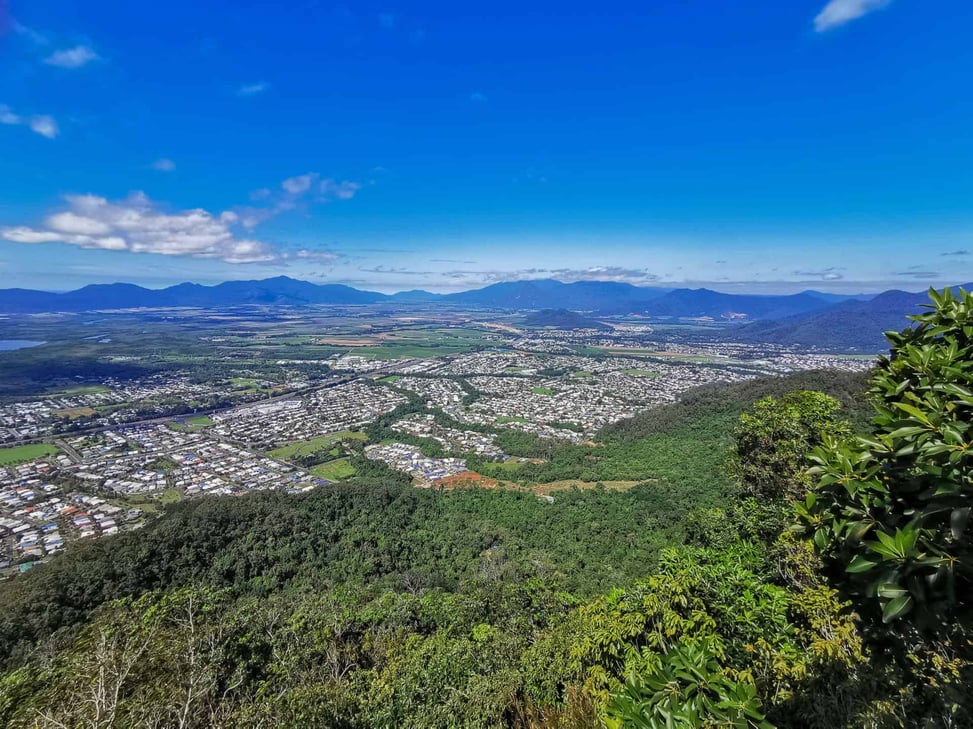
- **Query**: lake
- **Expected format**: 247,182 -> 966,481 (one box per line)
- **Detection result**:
0,340 -> 45,352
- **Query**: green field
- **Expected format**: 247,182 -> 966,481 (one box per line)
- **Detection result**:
49,384 -> 111,396
160,488 -> 183,505
229,377 -> 271,391
496,416 -> 528,424
572,371 -> 593,378
269,432 -> 366,460
311,458 -> 357,481
167,415 -> 214,432
532,387 -> 555,396
622,369 -> 662,378
339,344 -> 487,360
0,443 -> 61,465
378,375 -> 402,383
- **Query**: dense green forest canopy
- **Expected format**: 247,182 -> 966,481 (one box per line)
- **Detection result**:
1,292 -> 971,728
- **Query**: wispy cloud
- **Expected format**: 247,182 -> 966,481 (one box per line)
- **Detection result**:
428,266 -> 664,286
288,249 -> 343,264
44,44 -> 98,68
0,104 -> 58,138
237,81 -> 269,97
11,20 -> 48,45
1,192 -> 278,263
320,178 -> 361,200
0,105 -> 18,125
236,173 -> 362,228
469,92 -> 488,103
359,265 -> 435,276
893,269 -> 940,279
793,267 -> 845,281
282,173 -> 315,195
151,158 -> 176,172
941,250 -> 970,257
814,0 -> 891,32
29,116 -> 58,138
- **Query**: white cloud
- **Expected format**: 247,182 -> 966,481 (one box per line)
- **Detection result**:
28,115 -> 59,138
1,192 -> 278,263
0,105 -> 58,139
44,45 -> 99,68
814,0 -> 891,32
48,211 -> 113,236
152,158 -> 176,172
289,249 -> 342,263
2,227 -> 64,244
282,173 -> 316,194
237,81 -> 269,97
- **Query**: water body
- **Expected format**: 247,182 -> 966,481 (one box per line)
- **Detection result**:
0,340 -> 45,352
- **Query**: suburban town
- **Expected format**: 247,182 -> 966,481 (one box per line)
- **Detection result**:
0,326 -> 874,577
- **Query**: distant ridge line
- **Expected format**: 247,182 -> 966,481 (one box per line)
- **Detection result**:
0,276 -> 967,326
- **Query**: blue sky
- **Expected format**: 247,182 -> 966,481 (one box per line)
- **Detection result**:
1,0 -> 972,293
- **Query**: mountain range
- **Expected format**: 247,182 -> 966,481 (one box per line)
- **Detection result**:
736,288 -> 949,351
0,275 -> 861,318
1,276 -> 968,350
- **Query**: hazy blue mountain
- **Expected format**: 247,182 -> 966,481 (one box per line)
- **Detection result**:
443,279 -> 673,310
0,276 -> 385,312
0,289 -> 68,312
800,289 -> 874,305
735,287 -> 967,350
442,281 -> 850,319
642,288 -> 831,320
387,289 -> 443,303
58,283 -> 177,310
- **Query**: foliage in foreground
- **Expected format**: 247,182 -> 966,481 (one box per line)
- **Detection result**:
802,287 -> 973,628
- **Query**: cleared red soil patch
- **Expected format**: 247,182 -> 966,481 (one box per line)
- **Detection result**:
435,471 -> 505,490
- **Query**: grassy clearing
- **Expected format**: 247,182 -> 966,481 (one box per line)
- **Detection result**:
496,416 -> 528,424
311,458 -> 357,481
532,387 -> 555,396
488,459 -> 526,473
572,371 -> 593,378
0,443 -> 60,465
533,480 -> 641,495
55,407 -> 97,419
622,369 -> 662,378
167,415 -> 214,433
269,432 -> 366,460
341,344 -> 486,360
160,488 -> 183,505
49,385 -> 110,396
229,377 -> 271,392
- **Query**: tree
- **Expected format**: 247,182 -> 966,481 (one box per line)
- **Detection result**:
800,287 -> 973,627
604,637 -> 772,729
734,391 -> 847,502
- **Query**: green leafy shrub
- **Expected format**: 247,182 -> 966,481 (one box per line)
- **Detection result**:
604,637 -> 772,729
800,288 -> 973,627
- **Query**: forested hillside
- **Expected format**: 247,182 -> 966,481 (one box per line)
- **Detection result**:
0,292 -> 970,728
